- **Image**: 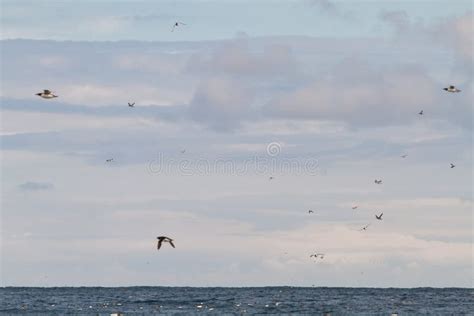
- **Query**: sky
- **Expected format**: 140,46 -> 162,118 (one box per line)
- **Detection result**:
0,0 -> 472,287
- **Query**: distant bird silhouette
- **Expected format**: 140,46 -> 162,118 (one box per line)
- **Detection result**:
450,163 -> 455,169
180,149 -> 186,154
172,22 -> 186,32
269,176 -> 274,180
418,110 -> 423,115
443,85 -> 461,93
128,102 -> 135,107
106,158 -> 114,163
360,224 -> 370,231
374,179 -> 382,184
157,236 -> 175,250
310,253 -> 325,259
352,205 -> 358,210
401,154 -> 408,158
308,210 -> 314,214
36,89 -> 58,99
375,213 -> 383,220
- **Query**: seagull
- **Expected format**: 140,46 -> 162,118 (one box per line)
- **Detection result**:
352,205 -> 358,210
418,110 -> 423,115
35,89 -> 58,99
310,253 -> 325,259
308,210 -> 314,214
450,163 -> 455,169
105,158 -> 114,163
401,154 -> 408,158
128,102 -> 135,107
375,213 -> 383,220
172,21 -> 186,32
374,179 -> 382,184
443,85 -> 461,93
157,236 -> 175,250
269,176 -> 274,180
180,149 -> 186,154
360,224 -> 370,231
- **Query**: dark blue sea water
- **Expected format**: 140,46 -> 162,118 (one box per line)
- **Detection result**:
0,287 -> 472,315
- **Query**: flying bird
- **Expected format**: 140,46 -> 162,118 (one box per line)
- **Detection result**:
269,176 -> 274,180
157,236 -> 175,250
360,224 -> 370,231
128,102 -> 135,107
172,22 -> 186,32
375,213 -> 383,220
308,210 -> 314,214
418,110 -> 423,115
450,163 -> 455,169
36,89 -> 58,99
443,85 -> 461,93
105,158 -> 114,163
310,253 -> 325,259
374,179 -> 382,184
180,149 -> 186,154
401,154 -> 408,158
352,205 -> 358,210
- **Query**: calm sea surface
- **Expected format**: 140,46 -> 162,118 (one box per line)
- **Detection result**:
0,287 -> 472,315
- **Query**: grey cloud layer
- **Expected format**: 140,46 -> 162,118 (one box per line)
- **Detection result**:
2,13 -> 472,131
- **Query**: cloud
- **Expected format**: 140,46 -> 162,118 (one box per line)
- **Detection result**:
380,10 -> 474,62
82,16 -> 131,33
306,0 -> 357,21
188,77 -> 258,131
187,38 -> 300,79
18,181 -> 54,191
441,12 -> 473,61
264,61 -> 441,127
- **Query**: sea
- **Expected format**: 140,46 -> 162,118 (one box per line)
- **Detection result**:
0,287 -> 472,315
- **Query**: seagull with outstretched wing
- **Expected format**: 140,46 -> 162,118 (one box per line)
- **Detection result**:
444,85 -> 461,93
157,236 -> 175,250
36,89 -> 58,99
172,22 -> 186,32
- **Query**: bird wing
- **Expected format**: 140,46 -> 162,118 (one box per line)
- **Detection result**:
43,90 -> 51,94
157,239 -> 162,250
169,240 -> 175,248
450,85 -> 455,89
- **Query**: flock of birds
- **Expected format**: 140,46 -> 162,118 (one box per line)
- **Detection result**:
35,74 -> 462,256
303,84 -> 461,261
